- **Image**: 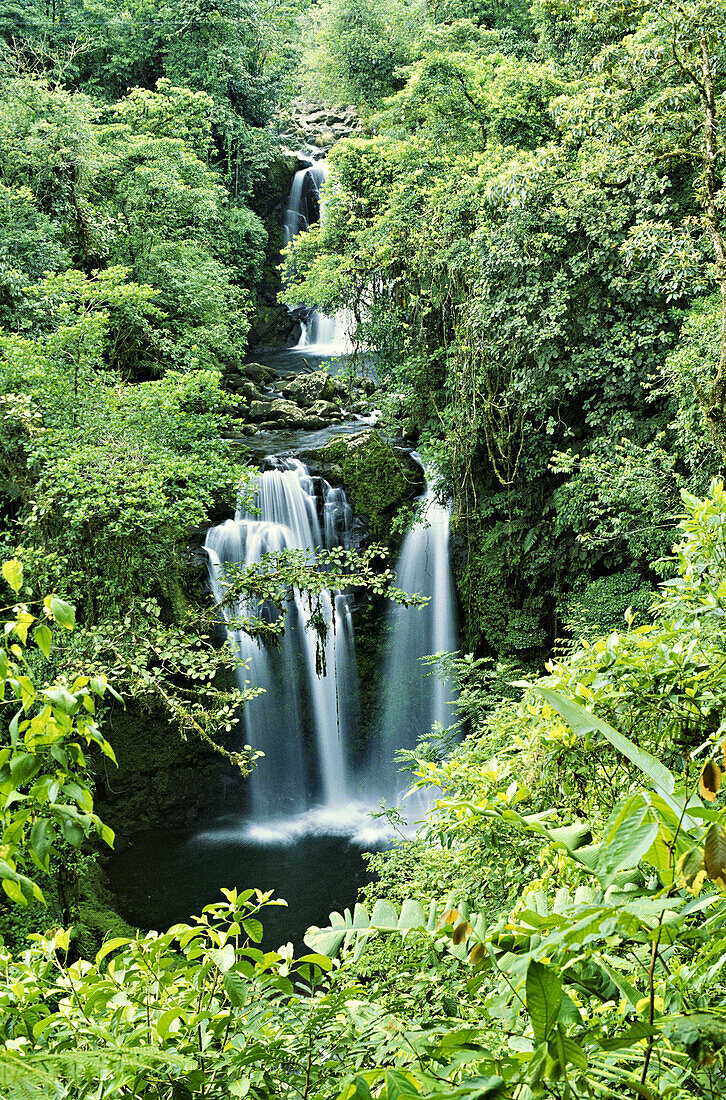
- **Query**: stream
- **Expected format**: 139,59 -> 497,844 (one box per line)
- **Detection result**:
106,160 -> 459,952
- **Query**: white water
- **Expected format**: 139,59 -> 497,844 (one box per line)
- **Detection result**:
284,161 -> 353,356
370,475 -> 459,805
205,457 -> 458,838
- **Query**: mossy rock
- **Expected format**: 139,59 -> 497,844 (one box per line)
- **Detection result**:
308,431 -> 423,538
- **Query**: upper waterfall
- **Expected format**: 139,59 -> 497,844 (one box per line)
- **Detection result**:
283,160 -> 353,356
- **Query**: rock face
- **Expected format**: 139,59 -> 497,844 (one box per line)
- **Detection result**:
97,708 -> 242,841
299,430 -> 424,541
277,99 -> 364,152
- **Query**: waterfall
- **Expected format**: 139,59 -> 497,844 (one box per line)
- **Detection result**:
205,456 -> 458,837
284,161 -> 353,356
205,460 -> 358,818
369,479 -> 459,804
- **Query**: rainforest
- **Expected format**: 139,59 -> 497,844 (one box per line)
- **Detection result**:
2,0 -> 726,1096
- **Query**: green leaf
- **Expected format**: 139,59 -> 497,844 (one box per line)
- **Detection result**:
600,1021 -> 657,1051
210,944 -> 235,972
526,960 -> 562,1041
42,686 -> 79,714
60,816 -> 86,847
384,1070 -> 420,1099
596,795 -> 659,888
223,969 -> 248,1008
49,595 -> 75,631
352,1078 -> 372,1100
533,686 -> 675,794
298,952 -> 333,972
29,818 -> 53,871
242,918 -> 263,943
10,753 -> 40,787
96,937 -> 134,964
33,624 -> 52,658
2,559 -> 23,594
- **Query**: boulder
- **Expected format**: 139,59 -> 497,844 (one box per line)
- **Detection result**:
299,430 -> 424,538
249,400 -> 273,420
239,381 -> 265,402
279,370 -> 337,406
244,362 -> 279,384
269,399 -> 311,427
307,399 -> 344,420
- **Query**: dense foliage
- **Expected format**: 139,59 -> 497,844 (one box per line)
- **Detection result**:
3,0 -> 726,1098
4,465 -> 726,1099
286,0 -> 726,658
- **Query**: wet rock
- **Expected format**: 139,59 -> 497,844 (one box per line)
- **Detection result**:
244,362 -> 279,384
269,399 -> 311,427
277,99 -> 365,148
307,399 -> 344,420
249,400 -> 273,420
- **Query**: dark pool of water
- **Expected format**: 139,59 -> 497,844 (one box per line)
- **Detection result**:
105,823 -> 377,952
251,347 -> 377,380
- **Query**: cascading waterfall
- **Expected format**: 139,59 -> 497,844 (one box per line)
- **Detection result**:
205,456 -> 458,838
283,160 -> 353,355
205,460 -> 357,819
370,476 -> 459,805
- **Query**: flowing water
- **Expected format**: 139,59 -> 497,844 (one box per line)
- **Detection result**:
284,160 -> 353,355
107,164 -> 459,947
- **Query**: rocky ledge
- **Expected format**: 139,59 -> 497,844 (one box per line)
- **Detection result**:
277,99 -> 364,152
222,362 -> 375,432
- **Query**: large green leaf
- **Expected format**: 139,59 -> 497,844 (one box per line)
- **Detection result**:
533,686 -> 675,794
525,960 -> 562,1041
596,795 -> 659,888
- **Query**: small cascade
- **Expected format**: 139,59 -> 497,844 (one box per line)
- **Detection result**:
205,460 -> 358,818
370,477 -> 459,805
283,160 -> 353,356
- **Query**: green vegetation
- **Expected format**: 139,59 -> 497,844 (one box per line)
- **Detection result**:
4,0 -> 726,1096
285,0 -> 726,658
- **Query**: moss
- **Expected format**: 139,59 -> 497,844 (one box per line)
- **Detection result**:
71,855 -> 136,958
321,432 -> 421,539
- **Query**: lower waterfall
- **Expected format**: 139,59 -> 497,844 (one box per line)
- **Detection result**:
204,458 -> 458,836
107,455 -> 460,941
371,483 -> 458,804
205,459 -> 357,819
